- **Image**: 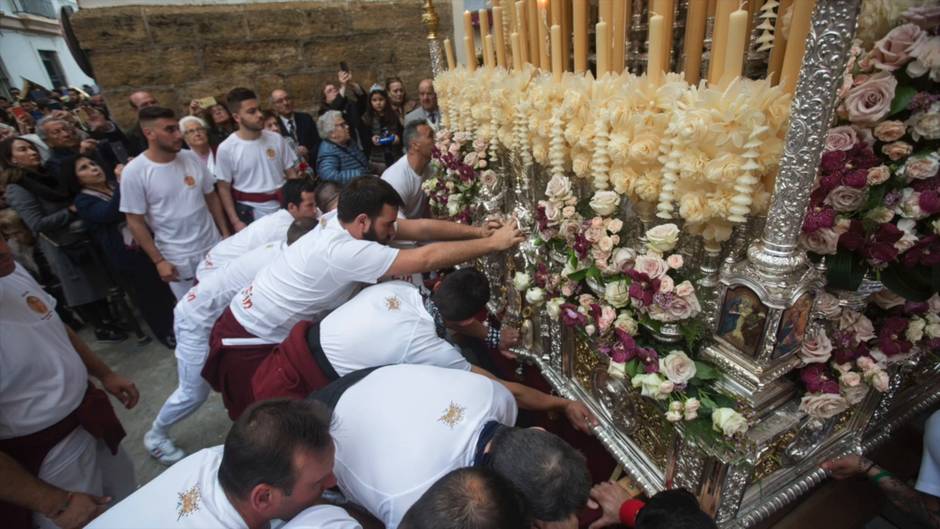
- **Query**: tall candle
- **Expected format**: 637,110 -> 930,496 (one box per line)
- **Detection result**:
550,0 -> 561,24
780,0 -> 815,93
767,0 -> 793,84
561,0 -> 571,70
551,24 -> 563,82
720,8 -> 748,87
550,0 -> 563,70
682,0 -> 707,84
596,21 -> 610,76
463,10 -> 476,66
465,35 -> 477,70
651,0 -> 674,73
573,0 -> 588,73
444,38 -> 456,70
479,9 -> 491,41
611,0 -> 626,72
599,0 -> 612,59
647,14 -> 664,84
527,0 -> 539,67
511,32 -> 523,69
537,0 -> 550,70
485,34 -> 496,68
515,1 -> 529,63
493,6 -> 508,68
707,0 -> 735,85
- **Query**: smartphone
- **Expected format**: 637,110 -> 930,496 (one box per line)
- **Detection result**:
195,96 -> 217,109
339,61 -> 350,73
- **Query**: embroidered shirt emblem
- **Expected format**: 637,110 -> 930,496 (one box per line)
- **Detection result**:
25,295 -> 49,315
266,148 -> 276,159
183,175 -> 196,188
176,484 -> 201,520
438,401 -> 466,429
385,296 -> 401,311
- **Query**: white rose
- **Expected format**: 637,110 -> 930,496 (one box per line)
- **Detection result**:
632,373 -> 666,399
909,109 -> 940,141
815,292 -> 842,319
611,247 -> 636,271
546,297 -> 565,320
658,380 -> 675,398
907,317 -> 926,342
675,280 -> 695,298
659,350 -> 697,385
799,331 -> 833,364
799,393 -> 850,420
590,190 -> 621,216
513,272 -> 532,291
525,287 -> 545,305
634,254 -> 669,279
840,371 -> 861,387
446,197 -> 462,217
927,323 -> 940,339
545,174 -> 573,200
666,254 -> 684,269
866,368 -> 890,392
614,312 -> 638,334
585,324 -> 596,336
712,408 -> 748,437
607,360 -> 626,380
666,410 -> 683,422
684,398 -> 701,421
645,224 -> 680,253
604,280 -> 631,308
842,383 -> 869,405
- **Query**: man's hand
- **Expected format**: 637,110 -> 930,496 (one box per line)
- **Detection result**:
563,400 -> 599,434
156,260 -> 179,282
231,219 -> 248,232
100,372 -> 139,409
489,218 -> 524,251
821,454 -> 869,480
114,164 -> 125,183
498,326 -> 520,359
338,70 -> 352,86
477,218 -> 503,238
587,481 -> 631,529
48,491 -> 111,529
79,139 -> 98,156
297,145 -> 309,160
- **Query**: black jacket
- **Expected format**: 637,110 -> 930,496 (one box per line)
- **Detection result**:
276,111 -> 320,162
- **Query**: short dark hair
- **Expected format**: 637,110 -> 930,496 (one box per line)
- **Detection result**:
287,217 -> 318,245
432,268 -> 490,322
59,154 -> 96,195
403,119 -> 429,152
399,467 -> 530,529
138,106 -> 175,126
336,176 -> 404,224
487,427 -> 590,522
637,489 -> 716,529
226,87 -> 258,114
218,399 -> 333,500
281,178 -> 317,209
314,181 -> 342,213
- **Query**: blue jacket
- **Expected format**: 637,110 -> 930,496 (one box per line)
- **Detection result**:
316,140 -> 368,184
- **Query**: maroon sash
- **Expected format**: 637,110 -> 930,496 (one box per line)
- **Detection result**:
231,188 -> 282,204
251,321 -> 336,402
0,383 -> 126,529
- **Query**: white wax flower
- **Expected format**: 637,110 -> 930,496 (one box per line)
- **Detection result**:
512,272 -> 532,291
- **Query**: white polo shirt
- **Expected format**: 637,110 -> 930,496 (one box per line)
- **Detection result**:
214,129 -> 298,217
279,505 -> 361,529
230,214 -> 399,343
381,156 -> 431,219
196,208 -> 294,281
175,242 -> 285,363
331,364 -> 517,529
120,149 -> 221,263
0,264 -> 87,438
319,281 -> 470,376
87,445 -> 246,529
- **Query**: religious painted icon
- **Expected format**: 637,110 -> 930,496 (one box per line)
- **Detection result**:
772,292 -> 815,358
716,286 -> 768,357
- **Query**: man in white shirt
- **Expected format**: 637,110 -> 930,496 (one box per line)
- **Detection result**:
89,399 -> 354,529
398,467 -> 529,529
206,177 -> 523,389
120,106 -> 230,299
197,178 -> 318,281
143,218 -> 319,466
318,364 -> 591,529
0,236 -> 139,529
381,119 -> 433,219
215,87 -> 299,231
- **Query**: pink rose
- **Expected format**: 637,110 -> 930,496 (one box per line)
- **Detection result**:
578,294 -> 596,307
867,165 -> 891,185
666,254 -> 684,269
799,331 -> 833,364
902,154 -> 940,181
801,228 -> 839,255
839,310 -> 876,342
869,23 -> 925,71
872,288 -> 906,309
658,275 -> 675,293
635,254 -> 668,279
882,141 -> 913,161
907,36 -> 940,81
815,292 -> 842,320
825,126 -> 858,151
873,120 -> 907,142
843,72 -> 898,125
675,280 -> 695,298
649,296 -> 695,322
598,305 -> 617,333
825,186 -> 867,212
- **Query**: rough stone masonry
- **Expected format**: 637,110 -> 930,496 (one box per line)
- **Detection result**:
72,0 -> 451,129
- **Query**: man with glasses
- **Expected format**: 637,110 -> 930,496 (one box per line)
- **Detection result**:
315,110 -> 369,184
270,89 -> 319,165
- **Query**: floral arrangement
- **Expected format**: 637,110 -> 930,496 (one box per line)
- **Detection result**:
801,21 -> 940,301
423,129 -> 488,223
434,67 -> 791,244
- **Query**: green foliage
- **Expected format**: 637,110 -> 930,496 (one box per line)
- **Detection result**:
825,248 -> 867,291
888,85 -> 916,117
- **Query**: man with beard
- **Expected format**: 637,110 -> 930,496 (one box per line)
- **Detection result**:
215,88 -> 299,231
205,177 -> 523,419
120,106 -> 229,298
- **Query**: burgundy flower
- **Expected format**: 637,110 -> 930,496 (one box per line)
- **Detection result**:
838,220 -> 867,252
821,151 -> 848,174
884,190 -> 902,207
803,207 -> 837,233
912,176 -> 940,192
627,270 -> 660,307
560,304 -> 588,328
636,347 -> 660,373
534,262 -> 550,289
573,234 -> 591,260
919,190 -> 940,215
800,365 -> 840,394
903,235 -> 940,267
903,301 -> 929,315
535,205 -> 549,232
878,316 -> 913,356
844,169 -> 869,188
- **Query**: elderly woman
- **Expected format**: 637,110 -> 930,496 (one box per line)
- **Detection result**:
316,110 -> 369,184
180,115 -> 216,174
1,137 -> 126,342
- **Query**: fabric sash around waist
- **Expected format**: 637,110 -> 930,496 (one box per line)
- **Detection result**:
306,322 -> 340,382
231,188 -> 282,204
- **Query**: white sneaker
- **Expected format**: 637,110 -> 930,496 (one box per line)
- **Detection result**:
143,429 -> 186,465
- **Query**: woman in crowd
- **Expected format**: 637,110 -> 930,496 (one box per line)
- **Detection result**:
360,85 -> 403,173
385,76 -> 416,126
318,69 -> 367,147
62,154 -> 177,347
180,115 -> 216,174
206,102 -> 237,146
0,137 -> 126,342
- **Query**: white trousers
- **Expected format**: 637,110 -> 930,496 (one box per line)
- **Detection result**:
166,254 -> 203,300
34,427 -> 135,529
153,358 -> 211,434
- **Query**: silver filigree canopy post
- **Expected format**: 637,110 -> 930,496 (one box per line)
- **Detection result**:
422,0 -> 446,77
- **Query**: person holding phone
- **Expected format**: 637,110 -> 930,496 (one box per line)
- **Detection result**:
360,85 -> 403,173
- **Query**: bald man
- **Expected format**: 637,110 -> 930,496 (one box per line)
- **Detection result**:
404,80 -> 439,129
127,91 -> 158,156
270,89 -> 320,164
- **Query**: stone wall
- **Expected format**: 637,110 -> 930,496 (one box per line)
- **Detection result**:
71,0 -> 450,128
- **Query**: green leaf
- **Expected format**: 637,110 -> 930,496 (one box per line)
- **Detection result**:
624,359 -> 642,378
586,266 -> 603,283
882,264 -> 932,302
680,319 -> 706,351
694,361 -> 720,381
862,185 -> 887,213
697,391 -> 718,411
567,268 -> 588,282
825,249 -> 867,291
888,85 -> 916,117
